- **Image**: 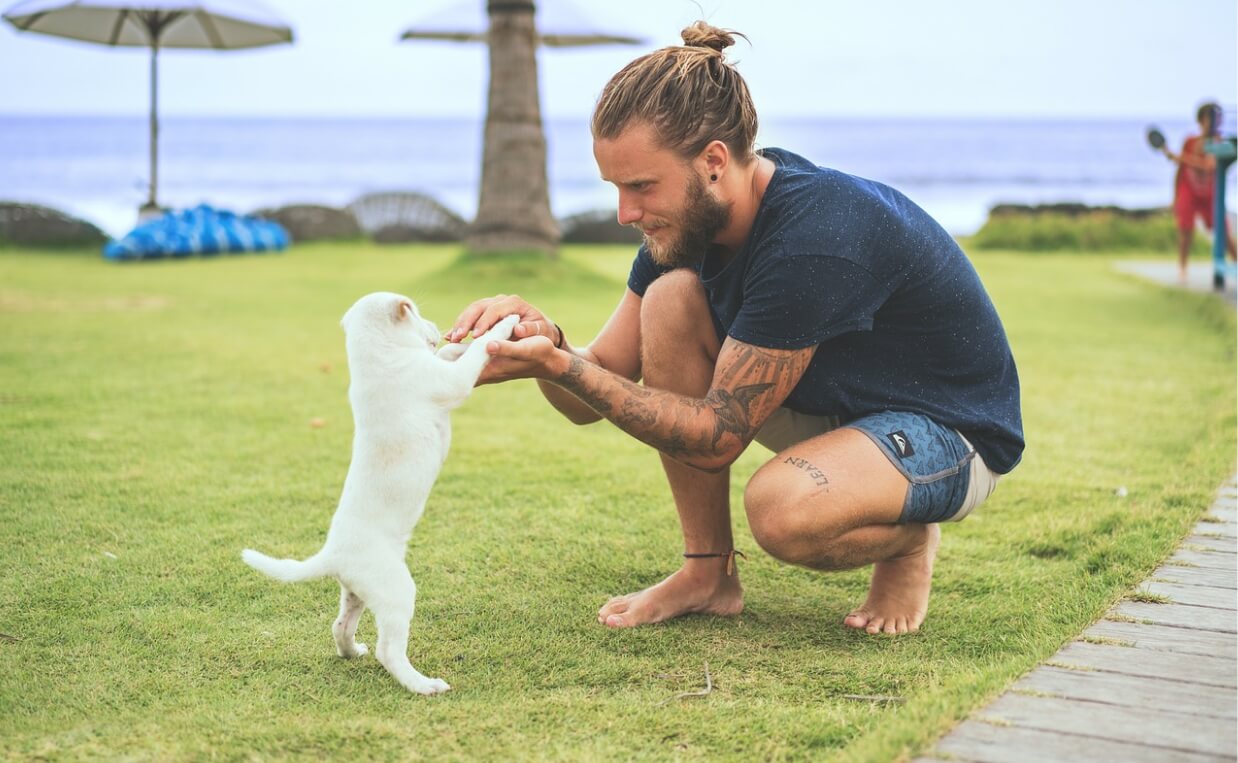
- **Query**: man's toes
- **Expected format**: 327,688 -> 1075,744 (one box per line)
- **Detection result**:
865,617 -> 886,635
597,597 -> 631,622
601,595 -> 631,613
844,609 -> 871,629
604,613 -> 633,629
604,597 -> 656,628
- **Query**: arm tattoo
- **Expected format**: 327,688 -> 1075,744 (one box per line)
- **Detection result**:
560,355 -> 612,416
706,383 -> 775,448
553,341 -> 814,468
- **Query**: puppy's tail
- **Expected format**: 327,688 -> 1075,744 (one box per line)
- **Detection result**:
241,548 -> 331,583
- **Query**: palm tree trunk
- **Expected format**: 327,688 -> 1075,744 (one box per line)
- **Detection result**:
467,0 -> 559,256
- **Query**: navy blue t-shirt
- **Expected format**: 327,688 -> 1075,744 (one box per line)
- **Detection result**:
627,148 -> 1024,474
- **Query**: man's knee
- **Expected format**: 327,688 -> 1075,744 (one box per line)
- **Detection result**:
744,464 -> 835,567
640,269 -> 718,384
640,268 -> 708,325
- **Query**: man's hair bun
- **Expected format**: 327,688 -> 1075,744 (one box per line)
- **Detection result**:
680,21 -> 741,53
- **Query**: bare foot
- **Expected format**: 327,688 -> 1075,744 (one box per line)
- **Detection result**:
844,523 -> 940,635
597,561 -> 743,628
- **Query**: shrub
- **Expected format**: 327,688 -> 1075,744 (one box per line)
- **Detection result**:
971,203 -> 1213,254
0,202 -> 107,248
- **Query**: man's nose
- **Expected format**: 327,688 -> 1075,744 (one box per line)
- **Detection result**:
616,194 -> 642,226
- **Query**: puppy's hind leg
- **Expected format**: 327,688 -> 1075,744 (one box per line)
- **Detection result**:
333,585 -> 368,658
369,567 -> 450,695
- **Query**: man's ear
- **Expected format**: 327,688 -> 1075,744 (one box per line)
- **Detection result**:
700,139 -> 730,183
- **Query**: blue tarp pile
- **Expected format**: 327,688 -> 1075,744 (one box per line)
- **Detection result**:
103,204 -> 290,261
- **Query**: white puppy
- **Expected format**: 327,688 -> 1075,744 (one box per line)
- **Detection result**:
243,291 -> 517,695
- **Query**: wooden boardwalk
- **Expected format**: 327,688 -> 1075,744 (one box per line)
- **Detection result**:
918,475 -> 1238,762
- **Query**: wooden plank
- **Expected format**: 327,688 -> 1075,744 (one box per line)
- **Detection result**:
1050,641 -> 1236,688
1114,601 -> 1238,633
1139,580 -> 1238,609
979,694 -> 1236,756
1185,534 -> 1238,553
1193,520 -> 1237,538
934,719 -> 1224,763
1169,548 -> 1237,571
1014,665 -> 1236,719
1153,564 -> 1237,589
1208,507 -> 1236,522
1086,619 -> 1238,659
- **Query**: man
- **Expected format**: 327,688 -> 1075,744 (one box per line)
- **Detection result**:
446,22 -> 1023,635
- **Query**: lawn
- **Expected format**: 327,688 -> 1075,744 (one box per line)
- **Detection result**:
0,242 -> 1234,761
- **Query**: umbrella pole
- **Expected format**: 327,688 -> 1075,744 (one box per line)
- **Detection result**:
145,41 -> 159,213
467,0 -> 558,256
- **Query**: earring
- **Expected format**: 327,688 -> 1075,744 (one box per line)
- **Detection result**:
710,174 -> 718,182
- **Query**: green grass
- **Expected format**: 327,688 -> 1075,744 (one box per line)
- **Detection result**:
1,242 -> 1234,762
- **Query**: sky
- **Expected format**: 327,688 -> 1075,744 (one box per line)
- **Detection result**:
0,0 -> 1234,120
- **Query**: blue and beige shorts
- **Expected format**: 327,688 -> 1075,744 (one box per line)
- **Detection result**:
754,409 -> 1000,524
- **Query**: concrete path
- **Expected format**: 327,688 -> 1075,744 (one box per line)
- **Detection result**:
1114,261 -> 1237,306
917,475 -> 1238,762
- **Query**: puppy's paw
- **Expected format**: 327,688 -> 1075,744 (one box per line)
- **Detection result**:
412,677 -> 451,696
485,314 -> 520,342
435,342 -> 468,361
337,642 -> 369,659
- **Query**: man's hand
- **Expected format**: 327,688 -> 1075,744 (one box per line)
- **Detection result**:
448,294 -> 568,385
447,294 -> 560,348
479,334 -> 567,384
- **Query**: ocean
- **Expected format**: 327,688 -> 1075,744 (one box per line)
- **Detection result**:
1,114 -> 1235,239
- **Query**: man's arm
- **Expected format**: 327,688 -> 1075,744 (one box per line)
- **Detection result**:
535,289 -> 642,425
547,337 -> 815,472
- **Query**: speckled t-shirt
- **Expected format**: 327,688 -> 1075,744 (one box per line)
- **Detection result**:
626,147 -> 1024,474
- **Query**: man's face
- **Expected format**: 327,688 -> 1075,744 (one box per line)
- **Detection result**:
594,123 -> 731,268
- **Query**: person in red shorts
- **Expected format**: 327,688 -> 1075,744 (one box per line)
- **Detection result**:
1160,101 -> 1236,284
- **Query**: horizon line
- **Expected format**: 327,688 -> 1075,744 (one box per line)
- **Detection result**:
0,110 -> 1207,123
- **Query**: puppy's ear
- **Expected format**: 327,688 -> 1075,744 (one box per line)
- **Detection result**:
394,299 -> 414,322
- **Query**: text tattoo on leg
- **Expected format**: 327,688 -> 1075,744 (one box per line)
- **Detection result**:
784,456 -> 830,488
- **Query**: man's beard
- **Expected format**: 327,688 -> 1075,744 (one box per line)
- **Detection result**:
642,173 -> 732,268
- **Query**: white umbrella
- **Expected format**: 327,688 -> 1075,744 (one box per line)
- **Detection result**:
3,0 -> 294,213
400,0 -> 641,47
